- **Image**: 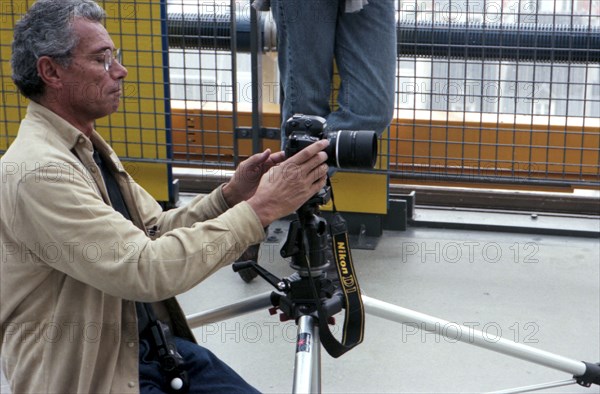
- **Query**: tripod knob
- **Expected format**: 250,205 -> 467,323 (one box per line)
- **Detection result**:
279,313 -> 292,322
170,377 -> 184,391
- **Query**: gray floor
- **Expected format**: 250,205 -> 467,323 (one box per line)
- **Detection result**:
175,222 -> 600,394
2,215 -> 599,393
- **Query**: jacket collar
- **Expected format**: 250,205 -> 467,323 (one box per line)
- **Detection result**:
26,100 -> 93,152
26,101 -> 125,174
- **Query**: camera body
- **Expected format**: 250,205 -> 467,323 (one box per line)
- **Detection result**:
284,114 -> 327,157
284,114 -> 378,169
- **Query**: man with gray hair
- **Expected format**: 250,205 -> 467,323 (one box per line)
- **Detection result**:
1,0 -> 329,392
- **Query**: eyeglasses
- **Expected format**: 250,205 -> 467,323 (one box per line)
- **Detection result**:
100,48 -> 122,72
63,48 -> 122,72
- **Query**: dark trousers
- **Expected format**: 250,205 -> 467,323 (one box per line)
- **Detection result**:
139,336 -> 260,393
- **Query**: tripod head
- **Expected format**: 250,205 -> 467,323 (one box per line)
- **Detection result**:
233,185 -> 343,321
281,186 -> 332,276
233,184 -> 364,358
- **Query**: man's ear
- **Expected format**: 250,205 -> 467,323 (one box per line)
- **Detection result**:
36,56 -> 63,89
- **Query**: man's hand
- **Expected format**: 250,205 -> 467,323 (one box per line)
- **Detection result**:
222,149 -> 286,207
247,140 -> 329,227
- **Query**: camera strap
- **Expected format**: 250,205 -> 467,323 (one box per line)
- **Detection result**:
309,179 -> 365,358
137,303 -> 190,393
87,148 -> 189,393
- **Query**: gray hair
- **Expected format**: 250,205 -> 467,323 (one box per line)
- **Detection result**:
11,0 -> 106,99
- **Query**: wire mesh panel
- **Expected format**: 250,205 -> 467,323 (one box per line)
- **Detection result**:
0,2 -> 29,151
0,0 -> 243,198
167,0 -> 246,169
2,0 -> 599,194
391,0 -> 600,188
1,0 -> 174,200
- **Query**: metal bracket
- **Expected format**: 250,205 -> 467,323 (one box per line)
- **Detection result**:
235,127 -> 281,140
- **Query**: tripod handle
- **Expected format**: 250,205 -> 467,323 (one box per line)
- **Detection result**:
232,260 -> 289,291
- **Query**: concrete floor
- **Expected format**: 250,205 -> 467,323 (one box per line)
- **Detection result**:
174,222 -> 600,394
2,213 -> 599,393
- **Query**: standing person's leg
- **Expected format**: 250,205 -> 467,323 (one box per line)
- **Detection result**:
326,1 -> 397,135
270,0 -> 340,146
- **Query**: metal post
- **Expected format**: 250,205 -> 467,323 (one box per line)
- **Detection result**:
293,315 -> 321,393
230,0 -> 240,165
249,2 -> 263,155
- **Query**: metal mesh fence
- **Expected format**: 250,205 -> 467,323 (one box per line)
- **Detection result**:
1,0 -> 599,193
167,1 -> 241,168
391,0 -> 599,187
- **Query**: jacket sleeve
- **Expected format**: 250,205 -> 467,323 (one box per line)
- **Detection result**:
9,165 -> 265,302
128,173 -> 232,235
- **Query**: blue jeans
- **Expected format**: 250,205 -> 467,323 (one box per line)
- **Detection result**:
270,0 -> 396,145
139,337 -> 260,393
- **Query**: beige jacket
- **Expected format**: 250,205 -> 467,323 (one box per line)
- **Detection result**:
0,102 -> 265,393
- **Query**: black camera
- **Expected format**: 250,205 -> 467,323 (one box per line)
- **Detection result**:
284,114 -> 378,169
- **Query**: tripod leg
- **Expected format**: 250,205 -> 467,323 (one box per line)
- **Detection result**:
362,295 -> 587,377
293,315 -> 321,393
312,324 -> 321,393
186,292 -> 273,328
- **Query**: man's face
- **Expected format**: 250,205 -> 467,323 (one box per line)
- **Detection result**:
58,18 -> 127,121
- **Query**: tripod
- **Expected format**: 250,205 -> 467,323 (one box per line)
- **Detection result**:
228,187 -> 346,392
185,190 -> 600,393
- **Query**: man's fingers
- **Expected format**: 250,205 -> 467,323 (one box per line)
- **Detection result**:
247,149 -> 271,166
287,139 -> 329,165
307,173 -> 327,198
248,140 -> 331,226
268,151 -> 286,164
313,163 -> 329,182
308,151 -> 329,170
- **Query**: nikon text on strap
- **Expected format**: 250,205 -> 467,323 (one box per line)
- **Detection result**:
306,179 -> 365,358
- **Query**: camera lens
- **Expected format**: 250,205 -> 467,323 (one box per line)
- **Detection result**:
328,130 -> 378,169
